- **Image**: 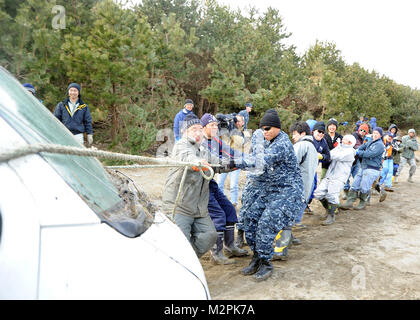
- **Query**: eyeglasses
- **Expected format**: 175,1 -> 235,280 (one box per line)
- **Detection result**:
317,131 -> 325,135
262,126 -> 272,131
360,129 -> 367,133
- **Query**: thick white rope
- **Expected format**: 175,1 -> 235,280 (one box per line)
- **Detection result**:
0,143 -> 217,221
0,143 -> 216,180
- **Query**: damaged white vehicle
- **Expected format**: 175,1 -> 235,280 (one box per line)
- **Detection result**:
0,67 -> 210,299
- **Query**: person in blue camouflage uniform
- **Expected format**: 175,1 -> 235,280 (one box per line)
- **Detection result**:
234,109 -> 306,281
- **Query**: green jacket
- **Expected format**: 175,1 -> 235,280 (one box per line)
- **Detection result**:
401,135 -> 418,160
162,136 -> 210,218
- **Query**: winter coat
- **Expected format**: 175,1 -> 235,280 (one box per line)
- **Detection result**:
173,108 -> 194,140
401,135 -> 418,160
162,136 -> 210,218
323,132 -> 343,169
357,137 -> 385,170
312,137 -> 331,165
383,137 -> 393,160
237,130 -> 305,230
293,136 -> 318,201
325,144 -> 356,183
54,97 -> 93,135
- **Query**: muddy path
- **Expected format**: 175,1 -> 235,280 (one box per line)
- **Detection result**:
118,146 -> 420,300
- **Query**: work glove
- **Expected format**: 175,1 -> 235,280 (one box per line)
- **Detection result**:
192,160 -> 210,172
317,153 -> 323,160
87,134 -> 93,147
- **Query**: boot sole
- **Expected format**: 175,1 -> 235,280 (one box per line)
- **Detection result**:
241,268 -> 259,276
254,269 -> 273,282
225,251 -> 249,258
272,255 -> 288,261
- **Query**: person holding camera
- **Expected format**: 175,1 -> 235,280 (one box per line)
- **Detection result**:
218,114 -> 245,207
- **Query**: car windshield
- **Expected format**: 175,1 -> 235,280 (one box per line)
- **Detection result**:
0,67 -> 154,237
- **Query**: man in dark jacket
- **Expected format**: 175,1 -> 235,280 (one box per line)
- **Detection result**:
305,121 -> 330,218
322,118 -> 343,178
235,109 -> 305,282
54,83 -> 93,147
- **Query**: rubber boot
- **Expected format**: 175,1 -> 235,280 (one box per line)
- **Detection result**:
272,229 -> 292,261
340,189 -> 358,210
291,233 -> 301,246
235,229 -> 245,248
319,198 -> 330,220
408,175 -> 414,183
354,192 -> 369,210
322,203 -> 336,225
224,226 -> 249,257
241,253 -> 261,276
254,259 -> 273,282
379,186 -> 387,202
366,192 -> 371,206
342,189 -> 349,200
211,232 -> 236,265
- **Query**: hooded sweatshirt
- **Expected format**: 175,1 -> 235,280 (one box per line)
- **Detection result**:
324,143 -> 356,183
388,124 -> 398,135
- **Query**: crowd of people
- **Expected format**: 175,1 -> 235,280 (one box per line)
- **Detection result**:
23,82 -> 419,282
165,99 -> 419,282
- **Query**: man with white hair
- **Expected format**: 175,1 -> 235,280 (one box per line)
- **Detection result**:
397,129 -> 418,183
314,134 -> 356,225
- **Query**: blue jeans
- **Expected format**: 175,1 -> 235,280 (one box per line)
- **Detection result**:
351,168 -> 380,194
379,159 -> 394,188
344,161 -> 360,190
218,169 -> 241,205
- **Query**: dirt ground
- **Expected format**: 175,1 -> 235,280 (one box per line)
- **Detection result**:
118,142 -> 420,300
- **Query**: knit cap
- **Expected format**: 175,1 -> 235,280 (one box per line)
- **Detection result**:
327,118 -> 338,129
373,127 -> 383,137
67,83 -> 81,95
359,123 -> 369,133
313,121 -> 326,132
259,109 -> 281,129
184,99 -> 194,107
200,113 -> 218,127
183,114 -> 201,130
343,134 -> 356,148
23,83 -> 36,94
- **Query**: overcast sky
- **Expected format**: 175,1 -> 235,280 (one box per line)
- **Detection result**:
218,0 -> 420,90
